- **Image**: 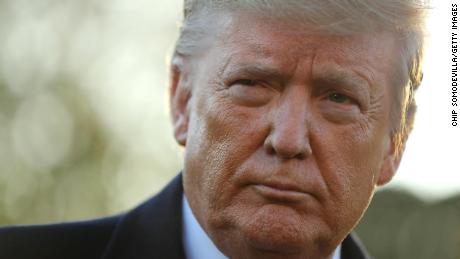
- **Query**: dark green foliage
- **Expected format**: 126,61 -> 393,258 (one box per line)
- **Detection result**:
356,190 -> 460,259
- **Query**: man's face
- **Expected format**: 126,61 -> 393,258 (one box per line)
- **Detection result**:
172,13 -> 400,259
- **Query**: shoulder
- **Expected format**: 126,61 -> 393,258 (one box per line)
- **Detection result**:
0,215 -> 121,259
0,174 -> 185,259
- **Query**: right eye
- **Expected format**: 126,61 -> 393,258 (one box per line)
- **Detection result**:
226,79 -> 274,107
233,79 -> 257,87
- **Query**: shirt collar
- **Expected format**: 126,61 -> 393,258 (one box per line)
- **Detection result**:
182,194 -> 341,259
182,194 -> 228,259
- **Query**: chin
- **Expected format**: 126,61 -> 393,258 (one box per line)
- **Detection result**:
236,204 -> 334,258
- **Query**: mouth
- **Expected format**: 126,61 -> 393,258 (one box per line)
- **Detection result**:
252,182 -> 311,203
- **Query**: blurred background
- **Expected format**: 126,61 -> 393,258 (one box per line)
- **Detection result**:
0,0 -> 458,258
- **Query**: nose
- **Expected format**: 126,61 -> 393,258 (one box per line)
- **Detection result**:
263,87 -> 312,160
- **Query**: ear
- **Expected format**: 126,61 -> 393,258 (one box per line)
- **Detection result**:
376,136 -> 404,186
170,57 -> 192,146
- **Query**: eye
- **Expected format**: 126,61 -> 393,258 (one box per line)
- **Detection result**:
327,92 -> 353,104
226,78 -> 275,107
233,79 -> 257,87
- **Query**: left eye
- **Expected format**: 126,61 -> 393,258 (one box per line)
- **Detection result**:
327,93 -> 352,104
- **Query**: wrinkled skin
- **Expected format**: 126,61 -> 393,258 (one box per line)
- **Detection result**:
171,12 -> 402,259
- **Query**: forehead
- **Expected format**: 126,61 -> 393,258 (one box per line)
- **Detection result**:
203,12 -> 400,87
216,10 -> 399,52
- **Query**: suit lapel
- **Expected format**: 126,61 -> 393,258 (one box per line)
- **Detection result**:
102,174 -> 186,259
341,233 -> 371,259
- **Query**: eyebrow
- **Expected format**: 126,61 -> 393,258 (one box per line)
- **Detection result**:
220,60 -> 374,94
313,66 -> 373,92
221,63 -> 285,83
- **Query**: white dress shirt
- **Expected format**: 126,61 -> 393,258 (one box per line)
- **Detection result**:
182,194 -> 341,259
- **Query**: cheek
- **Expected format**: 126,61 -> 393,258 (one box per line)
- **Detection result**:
183,92 -> 268,210
312,120 -> 388,224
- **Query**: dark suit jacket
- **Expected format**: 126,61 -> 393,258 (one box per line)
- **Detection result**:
0,174 -> 370,259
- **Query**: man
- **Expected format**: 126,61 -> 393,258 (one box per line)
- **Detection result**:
0,0 -> 427,258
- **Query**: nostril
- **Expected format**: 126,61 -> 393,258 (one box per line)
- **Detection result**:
263,132 -> 312,160
263,137 -> 277,156
294,152 -> 307,160
263,136 -> 311,160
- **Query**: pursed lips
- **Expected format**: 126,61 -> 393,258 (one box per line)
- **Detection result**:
252,181 -> 312,203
